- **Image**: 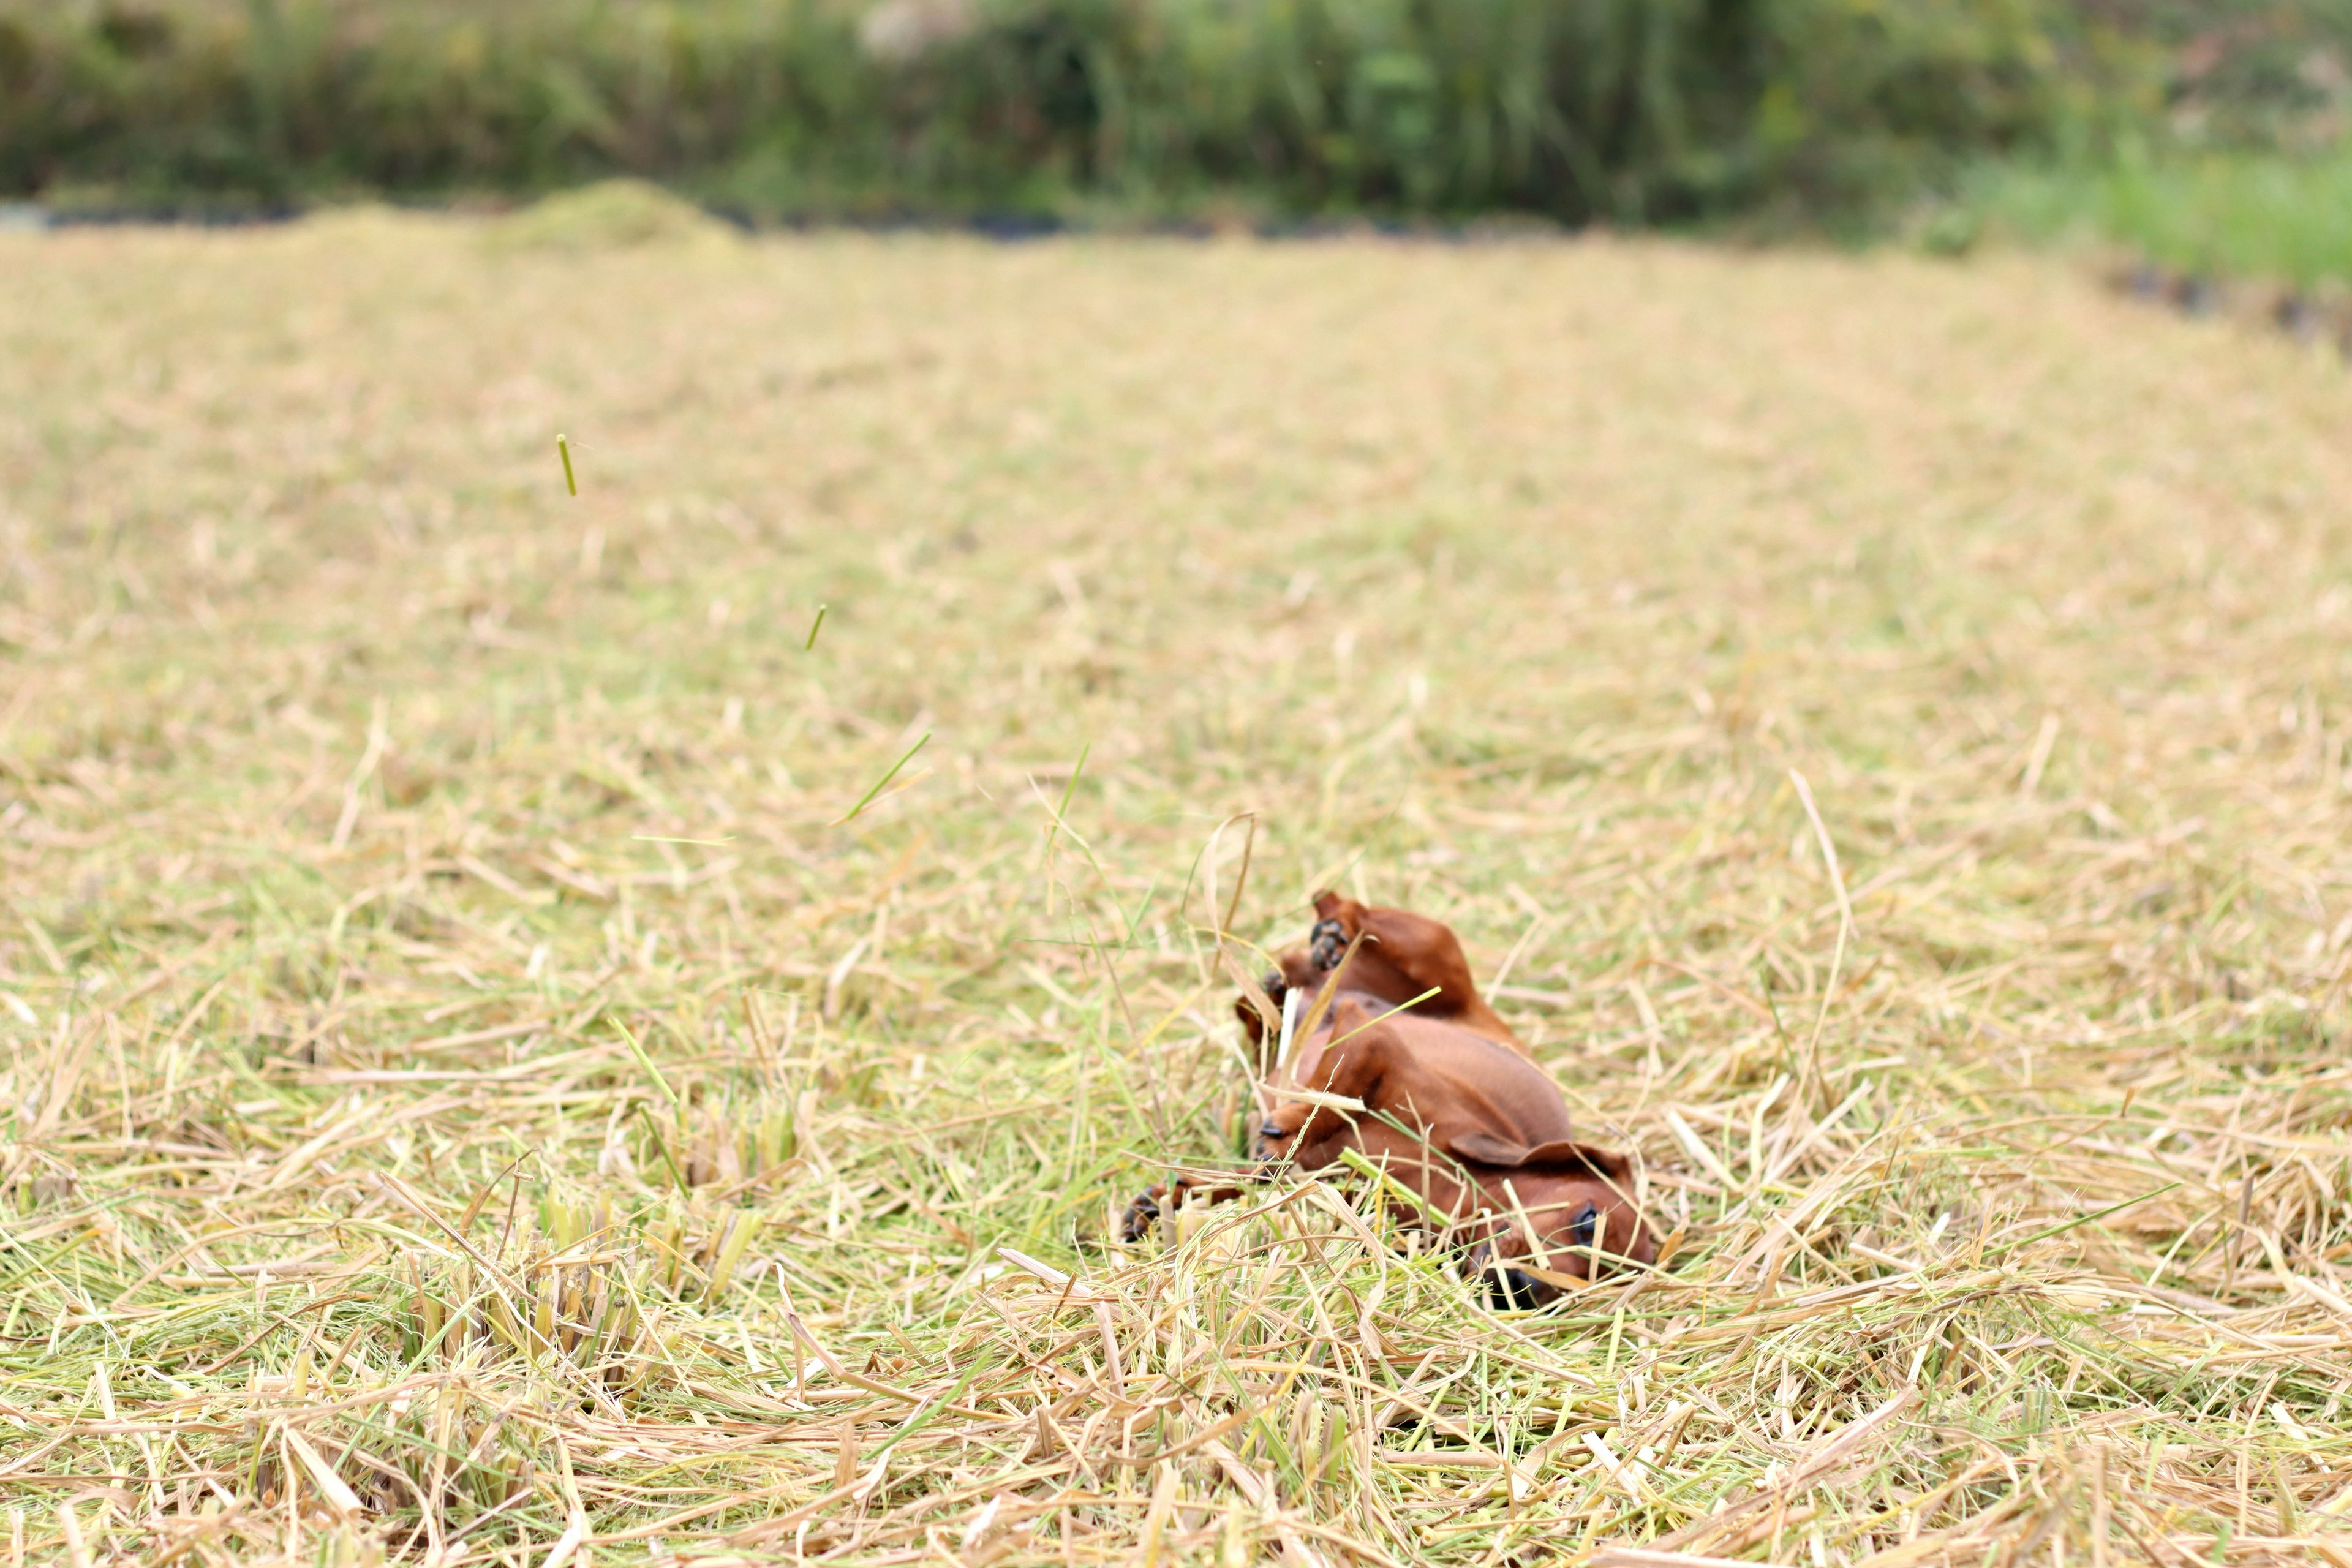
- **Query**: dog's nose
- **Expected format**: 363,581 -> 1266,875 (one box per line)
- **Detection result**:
1486,1267 -> 1544,1311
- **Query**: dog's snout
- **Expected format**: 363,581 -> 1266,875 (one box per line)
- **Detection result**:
1483,1264 -> 1547,1311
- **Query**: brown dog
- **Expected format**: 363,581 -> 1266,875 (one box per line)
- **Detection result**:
1134,903 -> 1654,1306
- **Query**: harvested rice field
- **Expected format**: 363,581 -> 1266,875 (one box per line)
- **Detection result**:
6,208 -> 2352,1566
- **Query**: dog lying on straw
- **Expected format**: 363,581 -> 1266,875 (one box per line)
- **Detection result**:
1125,892 -> 1655,1306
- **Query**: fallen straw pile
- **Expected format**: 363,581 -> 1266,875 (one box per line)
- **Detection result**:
4,217 -> 2352,1564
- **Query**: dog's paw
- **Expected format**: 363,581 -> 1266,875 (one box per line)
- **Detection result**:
1237,974 -> 1288,1044
1120,1189 -> 1163,1245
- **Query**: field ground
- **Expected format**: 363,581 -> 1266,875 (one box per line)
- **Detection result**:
7,213 -> 2352,1566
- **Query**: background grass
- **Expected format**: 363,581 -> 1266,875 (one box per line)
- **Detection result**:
1927,0 -> 2352,286
1957,143 -> 2352,286
8,213 -> 2352,1563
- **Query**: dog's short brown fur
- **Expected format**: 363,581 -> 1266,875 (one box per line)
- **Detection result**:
1244,891 -> 1523,1054
1259,997 -> 1653,1292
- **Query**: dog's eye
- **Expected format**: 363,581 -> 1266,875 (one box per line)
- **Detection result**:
1569,1203 -> 1599,1250
1260,1122 -> 1288,1142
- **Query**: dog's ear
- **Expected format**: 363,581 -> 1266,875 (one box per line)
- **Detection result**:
1475,1139 -> 1634,1183
1566,1142 -> 1633,1184
1446,1130 -> 1533,1166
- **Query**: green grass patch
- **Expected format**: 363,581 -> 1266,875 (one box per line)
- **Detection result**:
1961,143 -> 2352,285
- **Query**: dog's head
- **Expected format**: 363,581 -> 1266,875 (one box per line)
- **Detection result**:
1458,1145 -> 1657,1308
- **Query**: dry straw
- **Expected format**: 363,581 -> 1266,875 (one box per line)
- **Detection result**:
1,219 -> 2351,1564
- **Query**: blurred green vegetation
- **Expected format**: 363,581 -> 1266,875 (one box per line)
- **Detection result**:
0,0 -> 2148,224
1958,143 -> 2352,284
9,0 -> 2352,274
1934,2 -> 2352,284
